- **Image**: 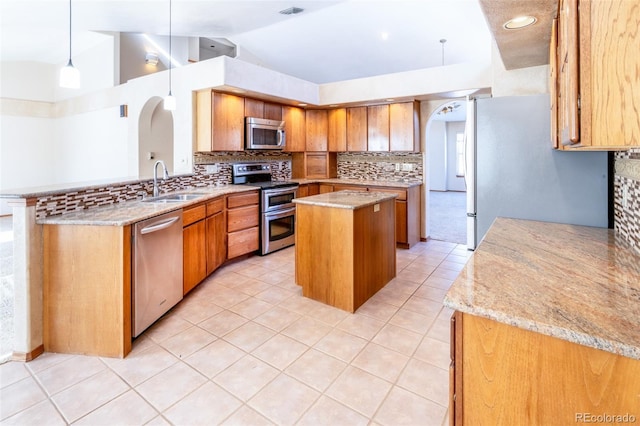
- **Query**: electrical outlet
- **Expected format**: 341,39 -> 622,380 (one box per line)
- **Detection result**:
395,163 -> 401,172
205,164 -> 218,174
402,163 -> 413,171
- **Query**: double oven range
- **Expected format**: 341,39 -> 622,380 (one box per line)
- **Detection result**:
232,163 -> 298,255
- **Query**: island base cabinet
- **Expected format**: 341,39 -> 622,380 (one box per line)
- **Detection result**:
43,225 -> 132,358
452,312 -> 640,425
296,199 -> 396,312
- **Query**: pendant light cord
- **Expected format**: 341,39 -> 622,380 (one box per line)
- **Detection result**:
68,0 -> 73,64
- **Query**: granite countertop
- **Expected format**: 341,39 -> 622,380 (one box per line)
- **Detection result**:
0,174 -> 194,199
289,178 -> 422,189
293,190 -> 397,210
444,217 -> 640,360
37,186 -> 257,226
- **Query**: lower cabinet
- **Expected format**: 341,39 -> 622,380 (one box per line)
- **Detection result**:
183,196 -> 227,295
323,183 -> 421,248
451,311 -> 640,425
226,190 -> 260,259
183,204 -> 207,295
297,183 -> 319,198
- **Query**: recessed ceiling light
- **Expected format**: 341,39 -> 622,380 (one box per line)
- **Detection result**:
298,103 -> 307,107
386,98 -> 395,102
504,15 -> 537,30
279,6 -> 304,15
329,104 -> 339,107
381,32 -> 389,41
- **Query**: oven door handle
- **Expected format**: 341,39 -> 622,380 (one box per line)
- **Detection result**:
264,206 -> 296,219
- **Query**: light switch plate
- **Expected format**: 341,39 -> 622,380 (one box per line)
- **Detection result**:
374,203 -> 380,212
205,165 -> 218,174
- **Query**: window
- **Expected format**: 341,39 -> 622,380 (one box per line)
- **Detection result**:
455,132 -> 465,177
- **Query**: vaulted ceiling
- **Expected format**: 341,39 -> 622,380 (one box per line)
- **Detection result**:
0,0 -> 556,84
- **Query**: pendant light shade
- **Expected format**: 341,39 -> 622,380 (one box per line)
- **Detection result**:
164,0 -> 175,110
60,0 -> 80,88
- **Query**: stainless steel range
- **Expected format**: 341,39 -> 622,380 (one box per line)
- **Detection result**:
232,163 -> 298,255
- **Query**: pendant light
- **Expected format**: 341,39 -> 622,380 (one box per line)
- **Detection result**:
59,0 -> 80,88
164,0 -> 176,110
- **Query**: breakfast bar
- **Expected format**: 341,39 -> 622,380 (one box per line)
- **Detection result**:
293,190 -> 397,312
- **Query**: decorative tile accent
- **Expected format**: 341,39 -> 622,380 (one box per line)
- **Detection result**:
33,151 -> 422,219
614,148 -> 640,254
337,152 -> 423,182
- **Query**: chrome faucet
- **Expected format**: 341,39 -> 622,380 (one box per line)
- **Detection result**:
153,160 -> 169,197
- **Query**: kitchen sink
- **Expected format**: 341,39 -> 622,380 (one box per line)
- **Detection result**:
142,193 -> 209,203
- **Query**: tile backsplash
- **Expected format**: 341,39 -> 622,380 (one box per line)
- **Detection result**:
614,148 -> 640,253
35,151 -> 423,219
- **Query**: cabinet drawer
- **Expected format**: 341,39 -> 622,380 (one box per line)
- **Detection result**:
227,192 -> 259,209
368,187 -> 406,201
228,227 -> 259,259
227,205 -> 259,232
183,204 -> 206,227
206,197 -> 224,216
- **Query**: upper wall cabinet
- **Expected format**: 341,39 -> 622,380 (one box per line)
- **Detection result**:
305,110 -> 329,151
244,98 -> 283,121
196,91 -> 245,152
328,108 -> 347,152
347,107 -> 368,152
367,105 -> 390,151
552,0 -> 640,150
282,106 -> 306,152
390,102 -> 420,152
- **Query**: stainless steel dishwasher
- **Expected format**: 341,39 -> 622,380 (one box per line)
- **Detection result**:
132,210 -> 183,337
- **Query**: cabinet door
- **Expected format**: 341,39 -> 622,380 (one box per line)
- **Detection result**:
264,103 -> 283,120
212,92 -> 245,151
346,107 -> 368,152
206,211 -> 226,275
305,110 -> 328,151
244,98 -> 264,118
183,220 -> 206,295
307,183 -> 320,196
319,184 -> 334,194
557,0 -> 580,146
328,108 -> 347,152
395,200 -> 408,245
283,106 -> 306,152
390,102 -> 419,152
550,18 -> 559,149
297,184 -> 309,198
367,105 -> 390,151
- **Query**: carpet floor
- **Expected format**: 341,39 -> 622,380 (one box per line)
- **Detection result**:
428,191 -> 467,245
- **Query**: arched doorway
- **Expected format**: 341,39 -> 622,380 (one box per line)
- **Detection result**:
425,99 -> 468,244
138,97 -> 174,178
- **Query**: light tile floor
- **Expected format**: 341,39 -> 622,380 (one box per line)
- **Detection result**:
0,240 -> 469,426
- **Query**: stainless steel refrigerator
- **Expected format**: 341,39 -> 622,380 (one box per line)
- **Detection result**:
465,94 -> 609,249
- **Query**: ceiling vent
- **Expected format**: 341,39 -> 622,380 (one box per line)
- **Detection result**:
279,6 -> 304,15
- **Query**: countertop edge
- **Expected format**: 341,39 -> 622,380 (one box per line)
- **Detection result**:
293,192 -> 398,210
289,178 -> 422,189
443,296 -> 640,360
37,186 -> 258,226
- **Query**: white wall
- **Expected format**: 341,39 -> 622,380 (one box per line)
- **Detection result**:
446,121 -> 466,191
427,121 -> 447,191
119,33 -> 190,84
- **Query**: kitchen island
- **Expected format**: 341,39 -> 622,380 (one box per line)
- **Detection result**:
293,190 -> 397,312
444,218 -> 640,425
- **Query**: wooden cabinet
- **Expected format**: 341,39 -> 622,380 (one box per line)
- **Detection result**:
551,0 -> 640,150
244,98 -> 282,120
305,110 -> 328,151
291,152 -> 337,179
319,183 -> 421,248
297,183 -> 320,198
196,91 -> 245,152
183,204 -> 207,295
283,106 -> 306,152
451,311 -> 640,425
226,191 -> 259,259
206,198 -> 226,275
328,108 -> 347,152
43,224 -> 132,358
346,107 -> 368,152
367,105 -> 390,151
183,197 -> 226,294
390,102 -> 420,152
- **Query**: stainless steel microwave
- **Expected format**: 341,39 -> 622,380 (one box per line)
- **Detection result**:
245,117 -> 286,150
